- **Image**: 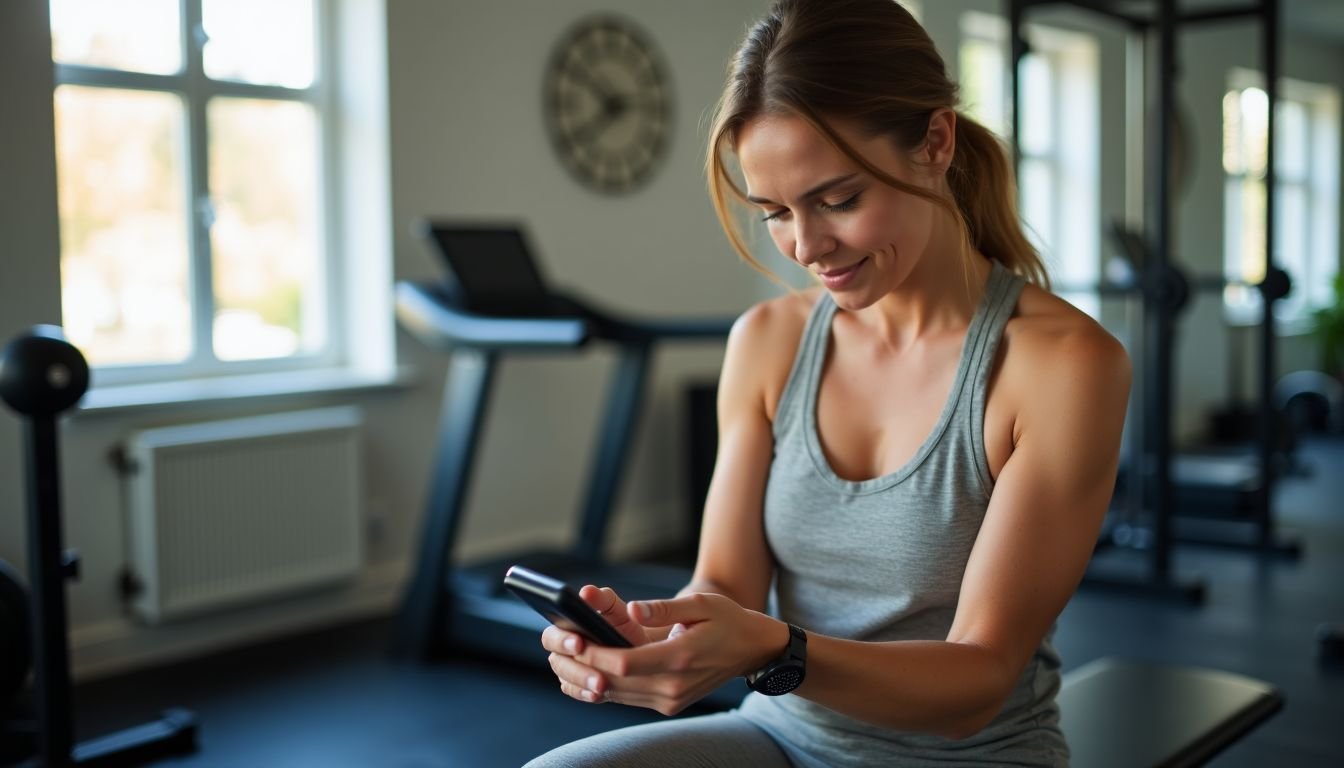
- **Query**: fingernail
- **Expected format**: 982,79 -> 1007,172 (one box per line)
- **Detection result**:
582,690 -> 596,701
587,675 -> 600,691
635,602 -> 651,619
563,637 -> 577,653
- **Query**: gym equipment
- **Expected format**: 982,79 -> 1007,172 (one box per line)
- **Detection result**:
0,326 -> 198,767
392,224 -> 736,687
1319,624 -> 1344,663
1010,0 -> 1292,603
1,557 -> 33,764
1057,657 -> 1282,767
0,559 -> 30,710
1276,370 -> 1344,437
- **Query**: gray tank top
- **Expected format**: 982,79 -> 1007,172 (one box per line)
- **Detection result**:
738,261 -> 1069,767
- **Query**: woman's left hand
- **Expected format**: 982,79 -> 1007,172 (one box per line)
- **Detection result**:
546,592 -> 787,716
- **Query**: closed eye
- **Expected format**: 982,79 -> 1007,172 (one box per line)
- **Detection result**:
759,191 -> 861,223
820,192 -> 860,213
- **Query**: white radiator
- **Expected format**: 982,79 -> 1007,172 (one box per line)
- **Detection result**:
124,406 -> 364,624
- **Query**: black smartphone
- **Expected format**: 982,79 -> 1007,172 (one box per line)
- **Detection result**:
503,565 -> 633,648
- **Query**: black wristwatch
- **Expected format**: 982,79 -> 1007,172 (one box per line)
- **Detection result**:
745,623 -> 807,696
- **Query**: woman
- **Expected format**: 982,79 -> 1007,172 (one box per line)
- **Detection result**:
527,0 -> 1130,765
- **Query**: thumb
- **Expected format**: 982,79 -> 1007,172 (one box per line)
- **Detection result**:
628,594 -> 717,628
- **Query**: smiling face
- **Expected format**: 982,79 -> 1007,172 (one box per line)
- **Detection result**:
736,113 -> 953,311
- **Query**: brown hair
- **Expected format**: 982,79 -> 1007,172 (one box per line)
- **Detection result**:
705,0 -> 1050,289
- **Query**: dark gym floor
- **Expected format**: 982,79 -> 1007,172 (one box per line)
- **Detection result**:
54,437 -> 1344,767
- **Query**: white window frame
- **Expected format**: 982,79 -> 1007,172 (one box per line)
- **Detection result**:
959,12 -> 1101,316
1223,68 -> 1340,328
52,0 -> 344,387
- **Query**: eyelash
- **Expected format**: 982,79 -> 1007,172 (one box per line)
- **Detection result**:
761,193 -> 861,222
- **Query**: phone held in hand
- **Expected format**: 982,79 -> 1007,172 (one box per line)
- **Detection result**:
503,565 -> 633,648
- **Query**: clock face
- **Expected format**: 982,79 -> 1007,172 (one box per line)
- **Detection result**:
544,16 -> 672,195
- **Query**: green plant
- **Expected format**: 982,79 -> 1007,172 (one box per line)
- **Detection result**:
1310,273 -> 1344,378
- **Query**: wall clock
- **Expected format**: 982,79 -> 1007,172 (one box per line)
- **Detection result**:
543,15 -> 673,195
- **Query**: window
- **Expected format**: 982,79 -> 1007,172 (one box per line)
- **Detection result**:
959,12 -> 1100,316
1223,70 -> 1340,326
51,0 -> 338,382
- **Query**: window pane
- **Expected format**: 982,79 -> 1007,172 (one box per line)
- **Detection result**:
1238,179 -> 1267,285
1021,158 -> 1054,257
959,39 -> 1007,137
1275,183 -> 1307,320
208,98 -> 325,362
49,0 -> 181,75
1241,87 -> 1269,180
203,0 -> 316,88
1222,90 -> 1242,175
1021,53 -> 1053,156
1275,99 -> 1308,182
54,86 -> 192,365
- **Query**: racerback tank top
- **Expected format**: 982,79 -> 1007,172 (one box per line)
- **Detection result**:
737,261 -> 1069,767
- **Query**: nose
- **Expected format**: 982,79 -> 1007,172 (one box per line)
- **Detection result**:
791,215 -> 836,267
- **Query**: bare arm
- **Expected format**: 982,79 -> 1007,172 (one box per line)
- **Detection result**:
680,302 -> 787,609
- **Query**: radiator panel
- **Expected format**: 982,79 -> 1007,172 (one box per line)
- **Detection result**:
126,407 -> 364,623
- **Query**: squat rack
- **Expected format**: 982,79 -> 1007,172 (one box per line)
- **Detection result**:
1006,0 -> 1290,602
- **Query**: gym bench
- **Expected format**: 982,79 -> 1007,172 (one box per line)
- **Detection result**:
1058,657 -> 1283,767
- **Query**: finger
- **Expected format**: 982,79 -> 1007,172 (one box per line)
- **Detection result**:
584,637 -> 693,678
548,652 -> 607,694
580,585 -> 624,616
541,624 -> 585,656
628,593 -> 717,629
559,680 -> 604,704
581,585 -> 647,646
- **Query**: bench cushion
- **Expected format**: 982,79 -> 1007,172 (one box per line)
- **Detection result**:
1059,657 -> 1283,768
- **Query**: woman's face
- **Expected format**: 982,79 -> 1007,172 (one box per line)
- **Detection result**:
736,113 -> 948,311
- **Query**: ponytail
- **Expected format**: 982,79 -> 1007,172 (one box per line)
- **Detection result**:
948,114 -> 1051,289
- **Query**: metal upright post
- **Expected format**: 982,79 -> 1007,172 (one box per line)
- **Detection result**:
393,348 -> 499,660
1008,0 -> 1028,172
1257,0 -> 1280,551
576,341 -> 653,561
23,413 -> 74,766
1148,0 -> 1178,588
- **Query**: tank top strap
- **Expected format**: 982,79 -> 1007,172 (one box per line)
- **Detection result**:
772,292 -> 837,440
965,260 -> 1026,494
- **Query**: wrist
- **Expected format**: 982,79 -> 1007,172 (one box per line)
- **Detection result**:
743,614 -> 790,677
744,619 -> 808,696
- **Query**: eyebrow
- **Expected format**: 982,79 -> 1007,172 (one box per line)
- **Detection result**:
745,173 -> 860,206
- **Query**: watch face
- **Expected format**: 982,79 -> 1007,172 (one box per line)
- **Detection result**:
543,16 -> 672,194
758,663 -> 805,696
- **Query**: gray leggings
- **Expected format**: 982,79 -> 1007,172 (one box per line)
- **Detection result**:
522,711 -> 795,768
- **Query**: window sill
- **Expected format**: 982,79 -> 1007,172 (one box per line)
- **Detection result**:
76,365 -> 418,417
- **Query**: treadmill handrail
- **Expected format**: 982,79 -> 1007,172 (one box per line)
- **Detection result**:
553,291 -> 737,343
395,281 -> 591,350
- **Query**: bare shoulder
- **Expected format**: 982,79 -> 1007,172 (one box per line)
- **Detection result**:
730,287 -> 819,346
1002,284 -> 1132,405
723,287 -> 823,420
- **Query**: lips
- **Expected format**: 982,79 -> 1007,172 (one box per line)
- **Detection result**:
816,256 -> 868,289
819,260 -> 865,278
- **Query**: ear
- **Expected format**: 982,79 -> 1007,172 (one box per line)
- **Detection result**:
921,107 -> 957,174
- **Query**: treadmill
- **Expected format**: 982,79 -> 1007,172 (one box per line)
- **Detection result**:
392,223 -> 741,699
